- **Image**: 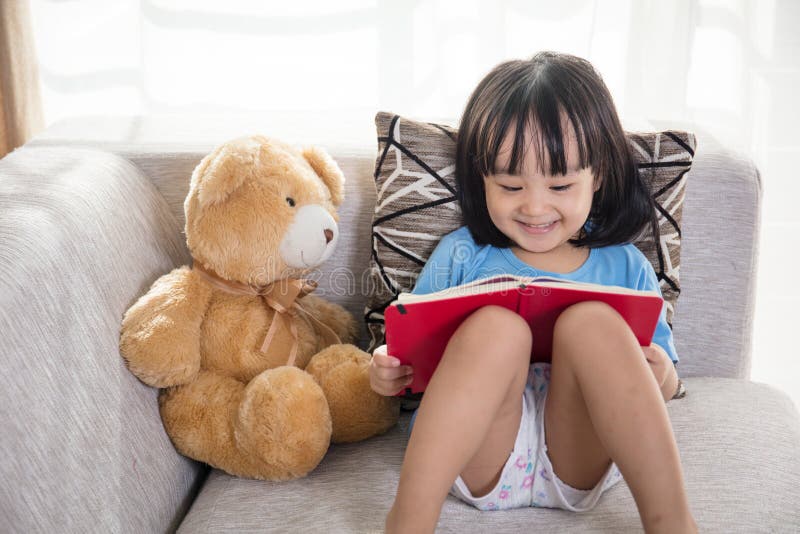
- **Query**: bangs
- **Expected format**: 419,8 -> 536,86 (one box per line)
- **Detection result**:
472,80 -> 599,178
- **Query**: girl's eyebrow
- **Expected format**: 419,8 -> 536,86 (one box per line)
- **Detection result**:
561,166 -> 583,175
491,167 -> 581,177
493,158 -> 571,176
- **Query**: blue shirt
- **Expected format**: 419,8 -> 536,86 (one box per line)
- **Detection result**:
411,226 -> 678,363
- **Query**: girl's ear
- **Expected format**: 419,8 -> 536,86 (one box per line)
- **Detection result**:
593,174 -> 603,193
303,146 -> 345,207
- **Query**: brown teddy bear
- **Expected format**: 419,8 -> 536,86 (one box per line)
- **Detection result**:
120,135 -> 399,480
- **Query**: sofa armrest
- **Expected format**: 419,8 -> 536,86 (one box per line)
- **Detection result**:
673,133 -> 762,379
0,147 -> 203,532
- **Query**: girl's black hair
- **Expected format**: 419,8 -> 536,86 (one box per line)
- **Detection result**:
456,51 -> 659,249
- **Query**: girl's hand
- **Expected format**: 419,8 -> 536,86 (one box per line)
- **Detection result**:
369,344 -> 414,396
642,343 -> 679,402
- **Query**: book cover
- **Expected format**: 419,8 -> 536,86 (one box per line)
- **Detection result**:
384,275 -> 664,394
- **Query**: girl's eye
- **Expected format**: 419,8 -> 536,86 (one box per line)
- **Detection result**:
551,184 -> 572,192
500,185 -> 522,192
286,197 -> 296,207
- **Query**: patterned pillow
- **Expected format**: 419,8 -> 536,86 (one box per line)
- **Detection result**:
366,111 -> 696,352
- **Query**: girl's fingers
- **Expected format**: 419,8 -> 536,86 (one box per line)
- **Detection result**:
371,374 -> 413,396
373,350 -> 400,367
369,351 -> 413,396
642,346 -> 659,364
643,354 -> 667,387
375,363 -> 413,382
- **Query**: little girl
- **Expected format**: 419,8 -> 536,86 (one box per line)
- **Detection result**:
369,51 -> 696,533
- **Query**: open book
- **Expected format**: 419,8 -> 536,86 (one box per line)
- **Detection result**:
384,274 -> 664,395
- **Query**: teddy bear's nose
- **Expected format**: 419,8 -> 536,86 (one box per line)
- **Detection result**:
324,228 -> 334,244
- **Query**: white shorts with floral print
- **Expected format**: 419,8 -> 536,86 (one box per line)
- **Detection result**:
412,363 -> 623,512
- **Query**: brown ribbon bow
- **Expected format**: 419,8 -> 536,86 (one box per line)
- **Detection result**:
193,264 -> 341,367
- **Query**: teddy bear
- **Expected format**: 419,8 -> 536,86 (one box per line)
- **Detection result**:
120,135 -> 399,481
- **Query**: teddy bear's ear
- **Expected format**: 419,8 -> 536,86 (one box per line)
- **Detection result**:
302,146 -> 344,207
194,140 -> 258,207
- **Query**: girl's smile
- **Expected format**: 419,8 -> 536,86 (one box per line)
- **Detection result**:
516,219 -> 559,234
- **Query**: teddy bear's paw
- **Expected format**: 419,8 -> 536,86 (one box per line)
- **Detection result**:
306,345 -> 400,443
305,343 -> 364,379
235,366 -> 333,480
120,266 -> 207,388
122,344 -> 200,388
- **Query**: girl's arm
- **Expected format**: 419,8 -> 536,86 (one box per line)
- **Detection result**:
631,247 -> 679,365
631,249 -> 681,401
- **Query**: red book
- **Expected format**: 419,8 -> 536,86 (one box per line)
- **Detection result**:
384,275 -> 664,395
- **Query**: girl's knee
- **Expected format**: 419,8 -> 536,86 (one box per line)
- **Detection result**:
463,305 -> 531,342
552,301 -> 639,364
554,301 -> 624,338
454,305 -> 532,362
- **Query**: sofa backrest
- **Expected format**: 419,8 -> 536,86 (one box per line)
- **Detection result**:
25,117 -> 762,379
104,142 -> 761,381
671,135 -> 762,379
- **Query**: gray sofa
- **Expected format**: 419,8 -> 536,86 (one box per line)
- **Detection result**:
2,116 -> 799,533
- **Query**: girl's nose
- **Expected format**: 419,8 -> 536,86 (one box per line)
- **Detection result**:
520,191 -> 546,216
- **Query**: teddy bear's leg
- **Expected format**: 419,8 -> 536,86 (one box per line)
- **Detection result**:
159,367 -> 332,480
305,344 -> 400,443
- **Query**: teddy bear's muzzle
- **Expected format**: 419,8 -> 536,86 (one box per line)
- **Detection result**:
279,204 -> 339,269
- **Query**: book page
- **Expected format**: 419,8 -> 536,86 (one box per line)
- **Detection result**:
395,274 -> 658,305
396,278 -> 523,304
528,280 -> 659,296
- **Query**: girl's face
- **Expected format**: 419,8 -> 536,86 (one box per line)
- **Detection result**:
483,121 -> 599,263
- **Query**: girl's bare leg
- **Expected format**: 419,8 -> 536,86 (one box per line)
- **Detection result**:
545,301 -> 697,533
386,305 -> 532,534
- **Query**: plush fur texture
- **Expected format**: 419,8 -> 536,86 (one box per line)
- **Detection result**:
120,135 -> 399,480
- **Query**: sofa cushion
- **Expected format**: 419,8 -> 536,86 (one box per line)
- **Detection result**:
365,112 -> 696,352
175,378 -> 800,532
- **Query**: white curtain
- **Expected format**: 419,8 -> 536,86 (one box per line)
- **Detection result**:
29,0 -> 799,404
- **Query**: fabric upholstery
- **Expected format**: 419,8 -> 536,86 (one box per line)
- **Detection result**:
0,147 -> 204,532
176,377 -> 800,533
671,136 -> 762,378
364,112 -> 695,354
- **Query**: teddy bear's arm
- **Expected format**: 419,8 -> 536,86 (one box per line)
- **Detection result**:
120,266 -> 212,388
299,294 -> 359,345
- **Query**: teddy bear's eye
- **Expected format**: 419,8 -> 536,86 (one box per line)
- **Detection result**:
286,197 -> 296,207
